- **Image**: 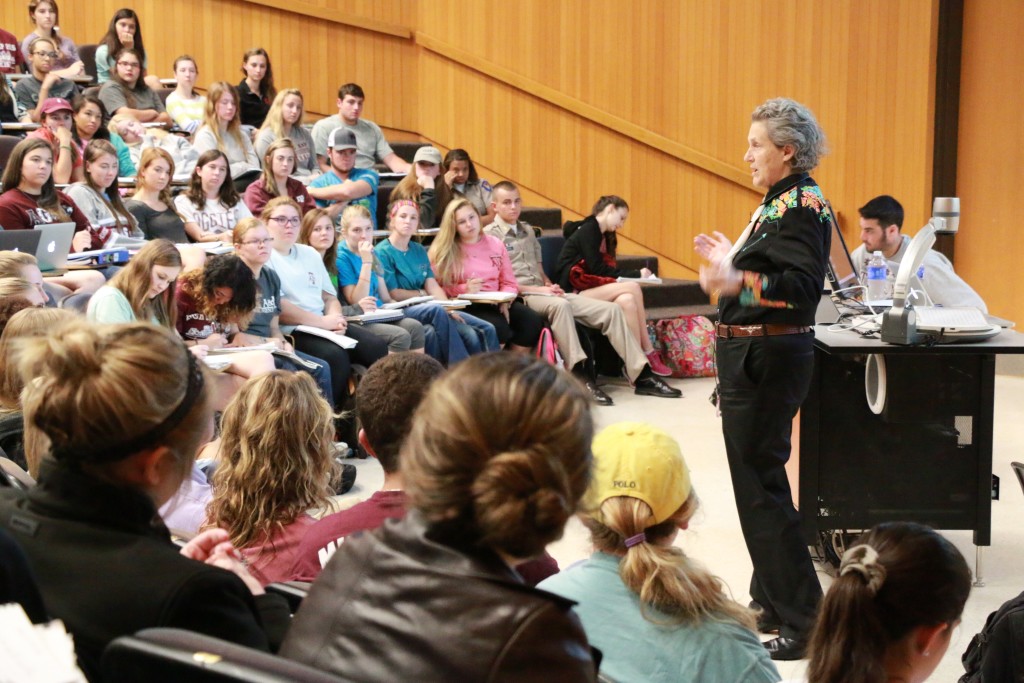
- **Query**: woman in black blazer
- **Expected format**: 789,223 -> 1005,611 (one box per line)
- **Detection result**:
0,321 -> 289,681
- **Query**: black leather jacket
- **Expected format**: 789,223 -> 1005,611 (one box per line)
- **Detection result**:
282,511 -> 598,682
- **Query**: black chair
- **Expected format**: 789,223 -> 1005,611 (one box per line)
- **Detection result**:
520,206 -> 563,233
0,134 -> 23,175
102,628 -> 350,682
389,141 -> 427,164
264,581 -> 310,613
78,43 -> 99,84
1012,461 -> 1024,497
538,234 -> 565,283
0,455 -> 36,490
376,183 -> 396,229
156,87 -> 173,106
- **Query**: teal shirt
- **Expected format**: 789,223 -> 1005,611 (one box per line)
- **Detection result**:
308,167 -> 380,227
337,240 -> 383,306
375,239 -> 434,291
110,132 -> 136,176
538,553 -> 781,683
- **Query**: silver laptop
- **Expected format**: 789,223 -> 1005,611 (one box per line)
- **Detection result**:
0,231 -> 43,255
33,222 -> 77,272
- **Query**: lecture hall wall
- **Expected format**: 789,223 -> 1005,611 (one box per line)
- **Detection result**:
5,1 -> 1015,320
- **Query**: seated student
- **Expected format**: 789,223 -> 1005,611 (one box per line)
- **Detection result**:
86,238 -> 182,325
307,127 -> 379,223
19,0 -> 83,79
13,36 -> 77,122
443,148 -> 495,226
93,9 -> 161,90
236,47 -> 275,130
298,207 -> 343,289
65,139 -> 146,248
205,371 -> 340,585
485,182 -> 679,402
288,353 -> 444,582
555,196 -> 669,365
110,112 -> 198,175
97,47 -> 171,127
0,276 -> 47,306
25,96 -> 81,184
1,26 -> 27,75
174,149 -> 253,243
0,73 -> 27,126
310,82 -> 410,173
260,197 -> 387,417
0,320 -> 290,681
376,199 -> 496,360
254,88 -> 317,179
388,145 -> 453,229
126,147 -> 190,242
243,138 -> 315,216
429,198 -> 545,351
806,522 -> 971,683
539,422 -> 780,683
164,54 -> 205,134
282,354 -> 597,681
337,204 -> 429,356
0,306 -> 76,474
71,94 -> 134,177
0,251 -> 51,303
192,82 -> 261,193
961,590 -> 1024,682
0,137 -> 94,255
851,194 -> 987,311
173,253 -> 276,381
231,216 -> 334,406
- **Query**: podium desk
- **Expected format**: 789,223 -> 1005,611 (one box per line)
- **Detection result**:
799,325 -> 1024,560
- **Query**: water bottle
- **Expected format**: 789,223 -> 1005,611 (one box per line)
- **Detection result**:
866,251 -> 888,301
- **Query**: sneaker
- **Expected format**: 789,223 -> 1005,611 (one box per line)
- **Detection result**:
646,350 -> 673,377
334,463 -> 357,495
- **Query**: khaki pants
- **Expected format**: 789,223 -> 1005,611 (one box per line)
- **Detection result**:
522,293 -> 648,381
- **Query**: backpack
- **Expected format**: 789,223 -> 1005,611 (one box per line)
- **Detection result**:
647,315 -> 717,378
960,589 -> 1024,682
534,327 -> 563,368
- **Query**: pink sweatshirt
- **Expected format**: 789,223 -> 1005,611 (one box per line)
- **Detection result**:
436,234 -> 519,297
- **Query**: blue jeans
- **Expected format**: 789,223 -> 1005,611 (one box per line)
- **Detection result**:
275,350 -> 335,409
455,312 -> 501,354
404,303 -> 470,365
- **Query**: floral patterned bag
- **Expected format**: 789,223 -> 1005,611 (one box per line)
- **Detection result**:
646,315 -> 717,378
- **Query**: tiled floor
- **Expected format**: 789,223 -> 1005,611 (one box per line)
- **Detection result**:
346,370 -> 1024,682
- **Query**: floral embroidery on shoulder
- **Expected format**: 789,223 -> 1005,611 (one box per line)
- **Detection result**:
800,185 -> 833,224
760,188 -> 799,223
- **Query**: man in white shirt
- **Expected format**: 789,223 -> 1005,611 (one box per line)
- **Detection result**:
851,195 -> 987,311
311,83 -> 410,174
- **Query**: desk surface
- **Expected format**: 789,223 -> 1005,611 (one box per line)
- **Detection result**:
813,324 -> 1024,355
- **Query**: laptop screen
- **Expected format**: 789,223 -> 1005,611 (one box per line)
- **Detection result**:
826,218 -> 861,300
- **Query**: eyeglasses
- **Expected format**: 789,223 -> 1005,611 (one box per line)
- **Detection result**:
116,61 -> 141,69
240,238 -> 275,246
33,51 -> 58,59
268,216 -> 300,227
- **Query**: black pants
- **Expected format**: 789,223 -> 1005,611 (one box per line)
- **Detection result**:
717,332 -> 822,640
465,301 -> 545,348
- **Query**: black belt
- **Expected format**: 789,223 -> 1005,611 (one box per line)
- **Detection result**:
716,323 -> 812,339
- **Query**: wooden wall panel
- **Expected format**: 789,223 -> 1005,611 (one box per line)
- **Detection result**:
415,0 -> 940,275
956,0 -> 1024,322
1,0 -> 414,127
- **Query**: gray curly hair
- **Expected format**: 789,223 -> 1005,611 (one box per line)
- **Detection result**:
751,98 -> 827,173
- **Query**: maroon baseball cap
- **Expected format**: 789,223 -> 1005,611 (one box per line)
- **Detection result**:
40,97 -> 73,115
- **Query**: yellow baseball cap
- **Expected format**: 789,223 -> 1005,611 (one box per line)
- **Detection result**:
584,422 -> 691,525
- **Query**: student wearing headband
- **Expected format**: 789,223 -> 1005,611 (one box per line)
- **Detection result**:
539,422 -> 780,683
807,522 -> 971,683
0,322 -> 289,681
